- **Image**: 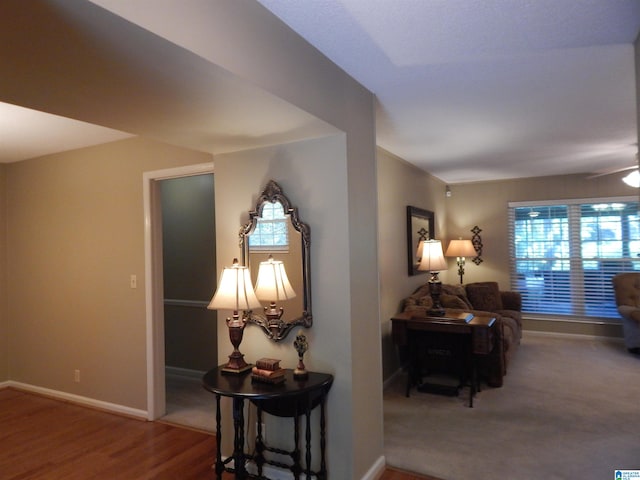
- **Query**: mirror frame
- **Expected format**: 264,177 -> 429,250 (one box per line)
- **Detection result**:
239,180 -> 312,341
406,205 -> 435,276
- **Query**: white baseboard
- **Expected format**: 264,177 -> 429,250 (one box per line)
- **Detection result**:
524,329 -> 626,342
243,455 -> 387,480
246,461 -> 301,480
225,458 -> 317,480
4,381 -> 148,420
362,455 -> 386,480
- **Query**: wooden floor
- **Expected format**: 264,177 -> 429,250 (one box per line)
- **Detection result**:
0,388 -> 439,480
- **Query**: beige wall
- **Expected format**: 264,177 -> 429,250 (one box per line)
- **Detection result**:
210,5 -> 383,476
216,134 -> 379,479
0,164 -> 7,381
377,148 -> 448,379
445,173 -> 636,289
194,4 -> 382,475
6,137 -> 212,409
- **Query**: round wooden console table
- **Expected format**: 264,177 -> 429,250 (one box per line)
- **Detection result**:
202,366 -> 333,479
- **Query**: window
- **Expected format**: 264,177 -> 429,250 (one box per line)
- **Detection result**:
508,197 -> 640,320
248,201 -> 289,251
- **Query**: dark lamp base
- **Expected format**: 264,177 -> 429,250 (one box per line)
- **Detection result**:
428,275 -> 445,317
222,315 -> 251,375
221,343 -> 252,375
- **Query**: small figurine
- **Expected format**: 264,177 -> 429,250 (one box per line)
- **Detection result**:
293,330 -> 308,380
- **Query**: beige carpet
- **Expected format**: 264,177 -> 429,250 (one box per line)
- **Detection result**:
384,332 -> 640,480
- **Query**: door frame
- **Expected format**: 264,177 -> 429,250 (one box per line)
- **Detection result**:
143,162 -> 215,420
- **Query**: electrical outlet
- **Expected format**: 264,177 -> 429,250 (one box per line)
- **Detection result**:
74,369 -> 80,383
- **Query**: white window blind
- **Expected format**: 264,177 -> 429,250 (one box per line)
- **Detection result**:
508,197 -> 639,320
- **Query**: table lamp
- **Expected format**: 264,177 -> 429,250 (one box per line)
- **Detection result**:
417,239 -> 448,316
254,254 -> 296,336
207,258 -> 261,374
445,238 -> 477,284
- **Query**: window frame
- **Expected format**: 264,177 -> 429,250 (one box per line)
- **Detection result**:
508,196 -> 639,322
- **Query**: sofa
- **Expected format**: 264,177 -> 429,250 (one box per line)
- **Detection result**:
402,281 -> 523,387
611,272 -> 640,354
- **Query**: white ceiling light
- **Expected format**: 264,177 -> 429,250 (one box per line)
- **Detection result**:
622,169 -> 640,188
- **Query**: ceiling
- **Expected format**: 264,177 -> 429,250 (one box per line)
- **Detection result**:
0,1 -> 336,166
0,102 -> 133,163
1,1 -> 639,184
256,0 -> 640,183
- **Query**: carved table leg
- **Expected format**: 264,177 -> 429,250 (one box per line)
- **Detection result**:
215,394 -> 224,479
305,404 -> 312,479
319,393 -> 328,480
232,397 -> 247,479
292,413 -> 301,479
255,406 -> 265,477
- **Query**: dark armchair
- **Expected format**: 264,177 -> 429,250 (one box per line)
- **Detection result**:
611,272 -> 640,354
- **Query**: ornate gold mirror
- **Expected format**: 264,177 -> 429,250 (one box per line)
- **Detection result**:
240,180 -> 311,341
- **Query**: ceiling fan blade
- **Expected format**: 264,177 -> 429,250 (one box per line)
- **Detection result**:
587,165 -> 637,180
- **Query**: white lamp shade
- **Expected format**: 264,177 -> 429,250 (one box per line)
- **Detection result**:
417,240 -> 448,272
207,260 -> 262,311
254,256 -> 296,301
445,239 -> 477,257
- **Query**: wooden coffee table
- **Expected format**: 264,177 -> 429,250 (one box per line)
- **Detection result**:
391,311 -> 496,407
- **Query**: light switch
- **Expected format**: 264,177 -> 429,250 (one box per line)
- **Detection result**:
130,274 -> 137,289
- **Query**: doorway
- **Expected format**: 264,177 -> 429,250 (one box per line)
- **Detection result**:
142,162 -> 215,421
159,173 -> 218,431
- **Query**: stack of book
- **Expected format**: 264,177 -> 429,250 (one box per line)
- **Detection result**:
251,358 -> 286,384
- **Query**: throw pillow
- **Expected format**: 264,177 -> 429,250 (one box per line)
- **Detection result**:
417,296 -> 434,308
440,293 -> 469,310
409,283 -> 431,299
441,284 -> 473,309
466,282 -> 504,311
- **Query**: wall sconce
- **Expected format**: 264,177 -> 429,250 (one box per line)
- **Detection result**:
254,255 -> 297,336
207,258 -> 261,374
417,239 -> 448,316
445,238 -> 477,284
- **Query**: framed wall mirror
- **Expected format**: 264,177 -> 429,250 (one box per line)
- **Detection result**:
407,205 -> 435,276
240,180 -> 312,341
